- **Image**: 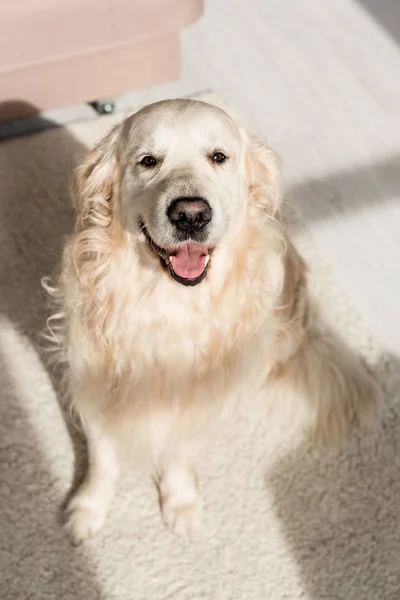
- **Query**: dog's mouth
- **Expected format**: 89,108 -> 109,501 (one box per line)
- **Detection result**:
140,221 -> 212,287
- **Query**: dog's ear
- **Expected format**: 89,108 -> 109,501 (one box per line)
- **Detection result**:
244,135 -> 282,215
68,124 -> 123,339
73,124 -> 121,230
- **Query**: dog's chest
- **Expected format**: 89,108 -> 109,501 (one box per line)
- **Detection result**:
106,282 -> 230,375
100,254 -> 280,390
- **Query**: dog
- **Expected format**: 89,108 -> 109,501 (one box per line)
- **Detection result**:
43,99 -> 381,543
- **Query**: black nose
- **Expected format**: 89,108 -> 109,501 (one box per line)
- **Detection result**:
167,197 -> 212,234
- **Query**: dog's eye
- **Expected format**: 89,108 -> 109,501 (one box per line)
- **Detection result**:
211,151 -> 227,164
140,155 -> 158,168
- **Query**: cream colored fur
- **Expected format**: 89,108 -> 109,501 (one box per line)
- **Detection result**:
43,99 -> 381,544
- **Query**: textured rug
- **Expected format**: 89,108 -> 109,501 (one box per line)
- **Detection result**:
0,93 -> 399,600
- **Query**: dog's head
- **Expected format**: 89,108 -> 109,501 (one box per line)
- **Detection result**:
74,99 -> 281,287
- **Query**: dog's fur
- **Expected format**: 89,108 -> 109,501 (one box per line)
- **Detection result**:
44,99 -> 381,543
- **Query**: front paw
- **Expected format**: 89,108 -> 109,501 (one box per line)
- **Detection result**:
162,496 -> 203,539
65,495 -> 106,544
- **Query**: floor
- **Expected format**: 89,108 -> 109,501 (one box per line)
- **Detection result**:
1,0 -> 399,356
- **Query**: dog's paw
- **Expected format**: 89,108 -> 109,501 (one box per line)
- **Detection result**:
65,497 -> 106,544
162,497 -> 203,539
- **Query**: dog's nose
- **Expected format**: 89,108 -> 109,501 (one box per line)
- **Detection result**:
167,197 -> 212,234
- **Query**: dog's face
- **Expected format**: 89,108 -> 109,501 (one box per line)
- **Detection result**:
75,99 -> 281,287
118,100 -> 246,286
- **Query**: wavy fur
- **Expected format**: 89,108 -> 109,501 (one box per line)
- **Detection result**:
43,99 -> 382,542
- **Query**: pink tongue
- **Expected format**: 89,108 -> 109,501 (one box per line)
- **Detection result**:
170,244 -> 208,279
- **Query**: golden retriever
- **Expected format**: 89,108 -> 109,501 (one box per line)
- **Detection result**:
44,99 -> 381,543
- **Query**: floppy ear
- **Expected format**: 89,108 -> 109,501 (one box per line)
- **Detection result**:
73,123 -> 121,231
68,123 -> 124,306
244,135 -> 282,215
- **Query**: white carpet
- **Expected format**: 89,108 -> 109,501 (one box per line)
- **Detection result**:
0,93 -> 399,600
